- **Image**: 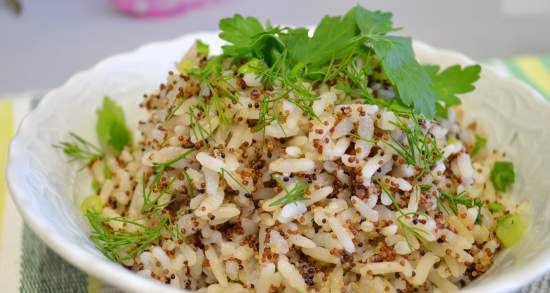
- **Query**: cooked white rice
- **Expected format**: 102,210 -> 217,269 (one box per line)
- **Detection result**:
81,43 -> 515,293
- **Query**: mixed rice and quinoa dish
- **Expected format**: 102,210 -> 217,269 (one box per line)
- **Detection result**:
56,6 -> 527,293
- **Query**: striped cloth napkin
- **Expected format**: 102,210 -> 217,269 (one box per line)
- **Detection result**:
1,56 -> 549,293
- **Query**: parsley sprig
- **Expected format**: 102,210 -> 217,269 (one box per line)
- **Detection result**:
218,6 -> 481,119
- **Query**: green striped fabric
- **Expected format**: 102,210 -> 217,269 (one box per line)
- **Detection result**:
0,56 -> 549,292
20,226 -> 88,293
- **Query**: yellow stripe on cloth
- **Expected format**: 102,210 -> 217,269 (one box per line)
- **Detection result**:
513,56 -> 550,96
0,99 -> 14,244
87,275 -> 101,293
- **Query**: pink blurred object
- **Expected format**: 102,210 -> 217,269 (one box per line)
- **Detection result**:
111,0 -> 214,17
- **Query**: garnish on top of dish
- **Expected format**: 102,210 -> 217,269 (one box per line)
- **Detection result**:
55,5 -> 527,293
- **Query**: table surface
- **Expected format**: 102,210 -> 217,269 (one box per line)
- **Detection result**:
1,0 -> 550,93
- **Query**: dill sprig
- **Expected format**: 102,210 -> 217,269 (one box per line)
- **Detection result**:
142,149 -> 195,213
188,106 -> 212,142
437,191 -> 482,215
86,210 -> 183,262
86,210 -> 161,262
386,113 -> 443,178
220,168 -> 251,194
253,51 -> 320,132
269,178 -> 309,207
396,212 -> 431,248
53,132 -> 104,167
165,97 -> 185,121
181,169 -> 196,198
376,178 -> 430,248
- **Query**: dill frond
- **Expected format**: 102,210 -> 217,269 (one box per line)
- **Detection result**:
54,132 -> 104,168
269,179 -> 309,207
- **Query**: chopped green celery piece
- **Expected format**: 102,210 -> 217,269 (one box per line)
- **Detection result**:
238,58 -> 266,74
487,202 -> 504,213
196,40 -> 209,56
447,136 -> 457,145
177,59 -> 196,75
471,134 -> 487,157
496,214 -> 527,248
490,161 -> 515,192
81,195 -> 103,213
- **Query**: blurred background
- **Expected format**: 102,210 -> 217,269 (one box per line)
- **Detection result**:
1,0 -> 549,93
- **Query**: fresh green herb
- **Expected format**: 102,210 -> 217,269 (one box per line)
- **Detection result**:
487,202 -> 505,213
217,6 -> 481,119
496,213 -> 526,248
471,134 -> 487,157
438,191 -> 482,214
490,161 -> 515,192
425,64 -> 481,117
419,183 -> 432,192
187,106 -> 213,142
86,210 -> 181,262
282,11 -> 360,72
165,97 -> 185,121
377,178 -> 431,248
396,212 -> 431,248
96,96 -> 131,153
142,149 -> 195,213
181,169 -> 195,198
369,36 -> 438,118
54,132 -> 104,167
269,179 -> 309,207
238,58 -> 267,74
219,14 -> 281,62
220,168 -> 250,194
387,114 -> 443,178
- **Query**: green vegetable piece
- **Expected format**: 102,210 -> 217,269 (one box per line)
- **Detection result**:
196,40 -> 209,56
284,11 -> 358,69
490,161 -> 515,192
352,6 -> 393,36
369,36 -> 437,118
219,14 -> 284,62
425,64 -> 481,117
487,202 -> 504,213
81,195 -> 103,213
471,134 -> 487,157
96,96 -> 132,153
447,136 -> 457,145
496,214 -> 526,248
238,58 -> 266,74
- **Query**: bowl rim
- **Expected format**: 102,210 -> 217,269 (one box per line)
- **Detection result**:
7,32 -> 550,293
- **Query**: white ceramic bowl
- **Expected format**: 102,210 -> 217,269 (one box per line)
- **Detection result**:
7,32 -> 550,293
